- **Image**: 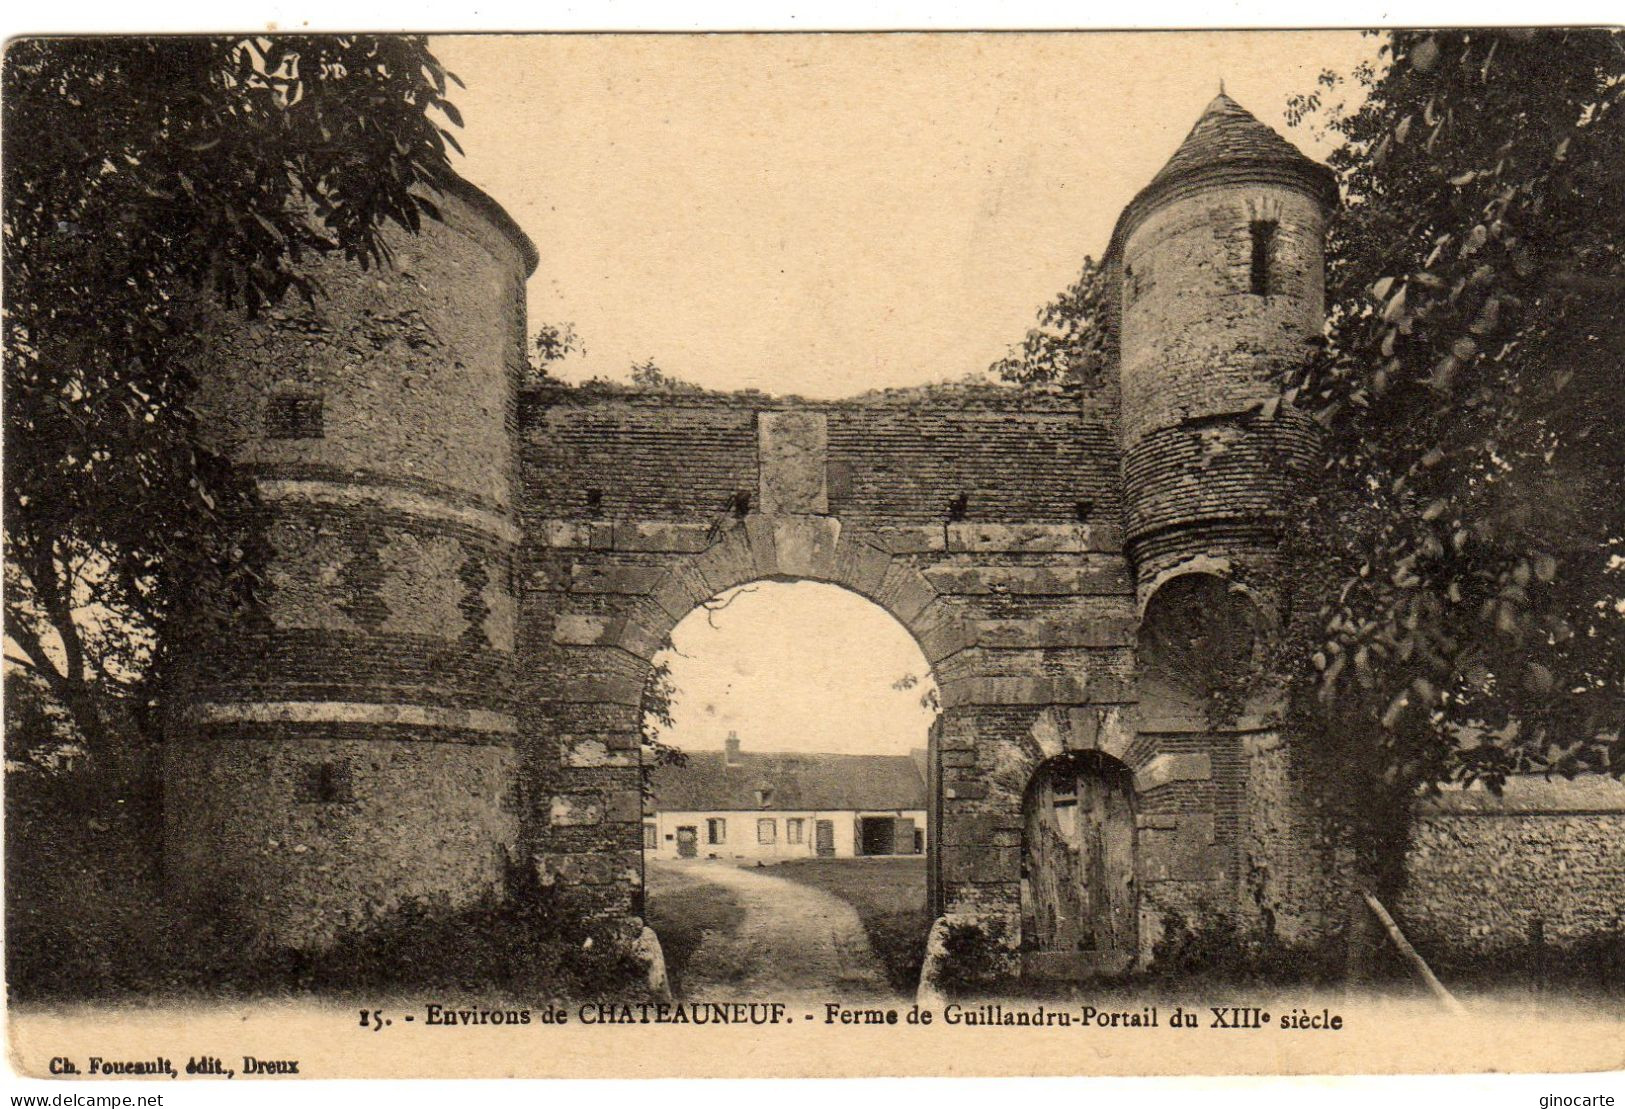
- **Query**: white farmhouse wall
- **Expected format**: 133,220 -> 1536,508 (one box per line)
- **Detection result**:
646,809 -> 927,861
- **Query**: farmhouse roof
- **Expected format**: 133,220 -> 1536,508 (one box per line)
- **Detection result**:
649,750 -> 927,812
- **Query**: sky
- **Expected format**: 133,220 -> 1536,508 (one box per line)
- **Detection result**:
654,582 -> 937,757
433,31 -> 1381,397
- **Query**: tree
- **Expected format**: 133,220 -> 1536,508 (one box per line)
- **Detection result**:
527,321 -> 584,384
3,36 -> 465,752
990,256 -> 1112,391
1269,30 -> 1625,889
639,651 -> 687,799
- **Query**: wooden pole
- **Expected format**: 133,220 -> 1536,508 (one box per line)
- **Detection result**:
1361,889 -> 1467,1016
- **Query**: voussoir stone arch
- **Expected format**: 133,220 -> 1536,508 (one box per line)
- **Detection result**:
618,514 -> 974,671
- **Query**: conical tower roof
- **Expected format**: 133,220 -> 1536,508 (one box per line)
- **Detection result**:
1106,92 -> 1337,260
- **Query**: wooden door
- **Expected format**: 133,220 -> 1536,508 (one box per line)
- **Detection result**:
1022,755 -> 1135,955
815,819 -> 835,857
676,825 -> 698,858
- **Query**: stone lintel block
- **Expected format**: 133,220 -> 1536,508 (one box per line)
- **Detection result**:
946,523 -> 1087,554
924,565 -> 1131,597
1134,752 -> 1213,792
562,736 -> 637,768
973,614 -> 1137,649
549,794 -> 604,827
570,563 -> 663,595
536,850 -> 639,887
543,520 -> 592,549
1083,523 -> 1124,553
617,521 -> 714,554
941,749 -> 977,769
552,613 -> 617,646
939,674 -> 1091,708
1138,812 -> 1180,831
945,778 -> 989,801
588,521 -> 615,551
553,673 -> 647,707
605,789 -> 644,824
772,514 -> 841,580
876,525 -> 945,554
1137,712 -> 1275,736
758,410 -> 829,515
833,535 -> 894,598
938,728 -> 978,752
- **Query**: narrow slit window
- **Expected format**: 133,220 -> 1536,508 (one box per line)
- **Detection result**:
297,760 -> 353,804
267,394 -> 324,439
1249,220 -> 1278,296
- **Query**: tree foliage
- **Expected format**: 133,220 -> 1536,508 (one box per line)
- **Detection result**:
640,651 -> 687,798
3,36 -> 464,750
1269,30 -> 1625,861
990,256 -> 1113,392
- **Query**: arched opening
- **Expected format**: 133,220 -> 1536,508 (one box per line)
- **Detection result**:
638,579 -> 940,999
1138,572 -> 1264,719
1021,750 -> 1137,971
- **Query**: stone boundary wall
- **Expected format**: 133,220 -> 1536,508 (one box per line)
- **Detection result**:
1400,776 -> 1625,952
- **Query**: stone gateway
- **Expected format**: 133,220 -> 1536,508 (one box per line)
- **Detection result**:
166,95 -> 1624,975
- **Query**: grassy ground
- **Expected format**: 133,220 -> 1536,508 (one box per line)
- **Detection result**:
643,862 -> 749,997
771,856 -> 932,994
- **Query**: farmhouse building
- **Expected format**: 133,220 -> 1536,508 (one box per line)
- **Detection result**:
646,733 -> 927,860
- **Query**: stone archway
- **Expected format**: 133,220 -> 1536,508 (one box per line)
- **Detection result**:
518,391 -> 1141,952
527,512 -> 973,923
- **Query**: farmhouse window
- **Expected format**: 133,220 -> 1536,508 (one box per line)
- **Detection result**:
786,818 -> 805,845
757,818 -> 777,845
642,823 -> 657,849
707,818 -> 726,844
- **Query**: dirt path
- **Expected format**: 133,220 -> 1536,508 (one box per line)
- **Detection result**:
648,860 -> 891,1002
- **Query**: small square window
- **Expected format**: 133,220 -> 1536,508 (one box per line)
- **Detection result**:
297,760 -> 352,804
267,395 -> 324,439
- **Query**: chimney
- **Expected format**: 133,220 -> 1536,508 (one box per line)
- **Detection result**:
724,731 -> 742,767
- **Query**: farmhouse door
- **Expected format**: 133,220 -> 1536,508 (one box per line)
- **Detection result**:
676,825 -> 698,858
1022,754 -> 1135,955
815,820 -> 835,857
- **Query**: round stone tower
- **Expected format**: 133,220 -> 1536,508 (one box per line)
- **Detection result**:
1108,92 -> 1336,602
166,178 -> 537,949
